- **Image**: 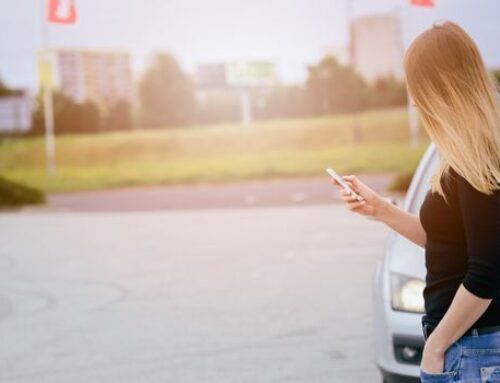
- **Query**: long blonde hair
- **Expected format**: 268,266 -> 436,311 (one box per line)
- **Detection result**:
403,20 -> 500,204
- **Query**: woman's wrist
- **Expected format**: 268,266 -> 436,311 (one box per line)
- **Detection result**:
373,196 -> 394,221
425,333 -> 449,356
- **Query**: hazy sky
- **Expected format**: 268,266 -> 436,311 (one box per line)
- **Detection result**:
1,0 -> 500,92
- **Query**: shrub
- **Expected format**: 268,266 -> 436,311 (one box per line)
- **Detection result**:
389,170 -> 415,192
0,176 -> 45,208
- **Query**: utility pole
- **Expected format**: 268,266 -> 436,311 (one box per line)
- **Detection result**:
41,0 -> 57,175
347,0 -> 362,143
397,5 -> 420,148
239,90 -> 252,126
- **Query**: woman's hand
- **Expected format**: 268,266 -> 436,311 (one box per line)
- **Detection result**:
330,174 -> 389,219
421,340 -> 446,374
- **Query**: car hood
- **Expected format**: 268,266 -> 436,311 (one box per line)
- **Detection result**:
385,231 -> 426,280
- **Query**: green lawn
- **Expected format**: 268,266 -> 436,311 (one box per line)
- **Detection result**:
0,107 -> 430,193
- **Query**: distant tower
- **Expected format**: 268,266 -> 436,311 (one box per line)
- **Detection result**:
351,12 -> 404,83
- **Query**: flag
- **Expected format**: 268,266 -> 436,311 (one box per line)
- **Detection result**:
410,0 -> 435,7
47,0 -> 77,24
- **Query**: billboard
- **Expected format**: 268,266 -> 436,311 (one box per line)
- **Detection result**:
225,61 -> 276,87
195,61 -> 277,89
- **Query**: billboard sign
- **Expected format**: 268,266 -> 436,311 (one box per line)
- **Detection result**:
195,61 -> 277,89
225,61 -> 276,87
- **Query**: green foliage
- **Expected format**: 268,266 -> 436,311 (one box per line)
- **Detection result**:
304,56 -> 407,116
31,92 -> 133,135
32,91 -> 101,135
493,69 -> 500,85
0,176 -> 45,207
254,85 -> 309,120
196,91 -> 240,124
306,56 -> 369,115
25,54 -> 410,132
196,57 -> 408,124
370,75 -> 407,108
104,101 -> 133,132
0,108 -> 430,193
389,169 -> 416,192
138,53 -> 196,128
0,77 -> 16,97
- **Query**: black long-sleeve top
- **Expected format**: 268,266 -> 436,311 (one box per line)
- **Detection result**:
419,166 -> 500,328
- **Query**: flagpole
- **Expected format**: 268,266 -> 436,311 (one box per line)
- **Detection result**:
398,4 -> 420,148
41,0 -> 57,176
347,0 -> 362,143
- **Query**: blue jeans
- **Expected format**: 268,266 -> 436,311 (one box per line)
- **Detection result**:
420,329 -> 500,382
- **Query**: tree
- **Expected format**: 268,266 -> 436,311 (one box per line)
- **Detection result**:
492,69 -> 500,85
103,101 -> 133,131
31,91 -> 102,135
138,53 -> 196,128
196,90 -> 240,125
254,86 -> 309,120
369,75 -> 407,109
0,77 -> 16,97
305,56 -> 369,115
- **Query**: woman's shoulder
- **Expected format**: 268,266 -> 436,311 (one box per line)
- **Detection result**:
448,166 -> 500,201
447,166 -> 462,182
438,166 -> 460,196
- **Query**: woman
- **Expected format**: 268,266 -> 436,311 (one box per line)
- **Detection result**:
331,21 -> 500,382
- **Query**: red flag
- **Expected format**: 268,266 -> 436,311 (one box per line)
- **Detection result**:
411,0 -> 435,7
47,0 -> 77,24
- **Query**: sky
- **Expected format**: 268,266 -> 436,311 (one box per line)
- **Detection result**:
1,0 -> 500,93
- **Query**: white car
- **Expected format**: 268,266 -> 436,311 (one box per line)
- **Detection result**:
372,143 -> 439,383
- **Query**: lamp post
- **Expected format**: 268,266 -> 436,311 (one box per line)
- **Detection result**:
347,0 -> 363,143
41,0 -> 57,176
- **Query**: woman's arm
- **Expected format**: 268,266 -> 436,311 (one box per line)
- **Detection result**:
422,285 -> 492,373
374,199 -> 427,248
333,175 -> 427,248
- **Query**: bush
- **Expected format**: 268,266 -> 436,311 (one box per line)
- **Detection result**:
389,170 -> 415,193
31,92 -> 102,135
389,170 -> 416,192
0,176 -> 45,208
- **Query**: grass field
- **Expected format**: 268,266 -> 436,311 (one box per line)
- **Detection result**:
0,107 -> 430,193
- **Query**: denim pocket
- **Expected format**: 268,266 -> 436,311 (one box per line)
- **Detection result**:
480,365 -> 500,382
420,342 -> 462,383
420,368 -> 456,382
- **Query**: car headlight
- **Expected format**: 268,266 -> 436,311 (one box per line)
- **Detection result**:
390,273 -> 425,313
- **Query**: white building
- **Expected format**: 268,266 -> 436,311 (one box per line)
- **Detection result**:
351,12 -> 404,83
0,91 -> 31,133
38,49 -> 132,109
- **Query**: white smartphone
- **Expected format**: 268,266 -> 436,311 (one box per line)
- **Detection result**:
326,167 -> 365,201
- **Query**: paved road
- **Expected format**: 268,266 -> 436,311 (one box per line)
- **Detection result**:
22,173 -> 402,213
0,203 -> 397,382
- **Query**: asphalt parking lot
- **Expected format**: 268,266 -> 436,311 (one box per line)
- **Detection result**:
0,202 -> 395,382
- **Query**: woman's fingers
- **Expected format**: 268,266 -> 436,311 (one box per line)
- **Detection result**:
340,181 -> 363,199
330,174 -> 371,204
330,178 -> 343,189
343,175 -> 367,195
339,189 -> 366,209
340,189 -> 358,202
343,178 -> 369,200
347,199 -> 366,210
330,175 -> 363,193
